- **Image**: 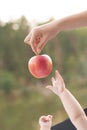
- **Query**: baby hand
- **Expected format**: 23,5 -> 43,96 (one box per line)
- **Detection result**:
39,115 -> 52,129
46,70 -> 65,96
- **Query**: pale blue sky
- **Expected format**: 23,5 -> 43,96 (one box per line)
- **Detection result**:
0,0 -> 87,23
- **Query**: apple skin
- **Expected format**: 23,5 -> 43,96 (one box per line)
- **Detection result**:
28,54 -> 52,78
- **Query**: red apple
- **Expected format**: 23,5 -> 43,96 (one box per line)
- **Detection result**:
28,54 -> 52,78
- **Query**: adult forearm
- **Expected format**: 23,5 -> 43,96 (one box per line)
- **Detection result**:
44,11 -> 87,39
58,11 -> 87,31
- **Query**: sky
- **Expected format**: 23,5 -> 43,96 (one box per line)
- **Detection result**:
0,0 -> 87,24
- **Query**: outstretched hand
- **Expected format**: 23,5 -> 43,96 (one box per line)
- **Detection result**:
46,70 -> 65,96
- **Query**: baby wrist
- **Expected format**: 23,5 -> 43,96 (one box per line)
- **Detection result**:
40,127 -> 50,130
40,125 -> 51,130
58,88 -> 66,97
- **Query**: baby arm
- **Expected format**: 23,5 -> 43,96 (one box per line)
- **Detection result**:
39,115 -> 52,130
46,70 -> 87,130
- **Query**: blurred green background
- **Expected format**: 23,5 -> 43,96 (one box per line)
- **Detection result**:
0,17 -> 87,130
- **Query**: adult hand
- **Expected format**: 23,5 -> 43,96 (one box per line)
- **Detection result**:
24,21 -> 59,54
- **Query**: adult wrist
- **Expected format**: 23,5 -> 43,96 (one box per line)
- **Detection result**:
50,20 -> 62,35
45,20 -> 61,38
55,19 -> 65,33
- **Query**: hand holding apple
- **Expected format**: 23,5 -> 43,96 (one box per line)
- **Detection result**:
28,54 -> 52,78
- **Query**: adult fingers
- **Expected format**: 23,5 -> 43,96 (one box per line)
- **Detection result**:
24,33 -> 31,45
30,32 -> 41,54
